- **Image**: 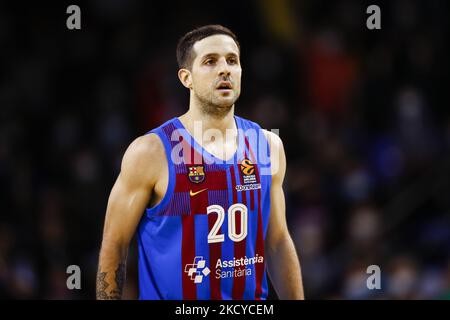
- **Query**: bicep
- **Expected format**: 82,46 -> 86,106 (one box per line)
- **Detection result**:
102,172 -> 152,247
101,135 -> 160,248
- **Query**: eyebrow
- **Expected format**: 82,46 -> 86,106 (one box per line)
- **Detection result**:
200,52 -> 239,60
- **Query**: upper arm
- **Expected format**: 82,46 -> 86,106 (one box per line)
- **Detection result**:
101,133 -> 164,249
263,130 -> 289,250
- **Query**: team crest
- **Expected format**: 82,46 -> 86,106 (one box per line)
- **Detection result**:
188,165 -> 206,184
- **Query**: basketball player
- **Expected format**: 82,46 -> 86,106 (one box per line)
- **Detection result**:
96,25 -> 304,300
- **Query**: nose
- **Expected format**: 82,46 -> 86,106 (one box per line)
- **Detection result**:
218,58 -> 231,77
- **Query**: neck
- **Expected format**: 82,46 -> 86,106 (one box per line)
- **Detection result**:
179,94 -> 236,137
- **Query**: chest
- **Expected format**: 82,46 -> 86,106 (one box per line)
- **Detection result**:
163,160 -> 264,217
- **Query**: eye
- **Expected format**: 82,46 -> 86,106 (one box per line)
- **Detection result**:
228,57 -> 238,65
204,59 -> 215,65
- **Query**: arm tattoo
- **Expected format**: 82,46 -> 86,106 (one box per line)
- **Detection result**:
96,262 -> 126,300
114,262 -> 126,297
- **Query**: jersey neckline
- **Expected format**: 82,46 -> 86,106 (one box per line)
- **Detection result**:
172,115 -> 244,165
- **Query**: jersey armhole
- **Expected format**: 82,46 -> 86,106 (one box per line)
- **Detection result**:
258,127 -> 273,181
144,131 -> 175,219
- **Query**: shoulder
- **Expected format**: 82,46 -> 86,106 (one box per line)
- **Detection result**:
123,133 -> 165,164
262,129 -> 283,147
235,115 -> 262,130
261,129 -> 285,180
120,133 -> 166,186
236,116 -> 283,146
235,116 -> 282,146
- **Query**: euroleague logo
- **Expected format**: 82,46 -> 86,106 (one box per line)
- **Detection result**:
237,158 -> 260,191
240,158 -> 255,176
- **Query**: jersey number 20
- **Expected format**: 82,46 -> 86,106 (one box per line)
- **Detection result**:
207,204 -> 248,243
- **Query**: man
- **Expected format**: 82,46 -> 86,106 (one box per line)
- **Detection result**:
96,25 -> 304,300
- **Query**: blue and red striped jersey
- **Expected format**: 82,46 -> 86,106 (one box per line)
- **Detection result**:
137,115 -> 272,300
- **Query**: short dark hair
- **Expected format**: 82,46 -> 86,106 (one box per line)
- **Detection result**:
176,24 -> 240,69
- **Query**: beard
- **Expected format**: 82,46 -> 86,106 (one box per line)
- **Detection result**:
194,89 -> 239,118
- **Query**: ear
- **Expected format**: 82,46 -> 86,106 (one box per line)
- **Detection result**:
178,68 -> 193,89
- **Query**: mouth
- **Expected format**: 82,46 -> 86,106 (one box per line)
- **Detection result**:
216,81 -> 233,91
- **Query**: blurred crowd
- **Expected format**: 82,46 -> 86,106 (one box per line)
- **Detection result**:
0,0 -> 449,299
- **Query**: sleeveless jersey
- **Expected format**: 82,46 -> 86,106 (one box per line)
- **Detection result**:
137,115 -> 272,300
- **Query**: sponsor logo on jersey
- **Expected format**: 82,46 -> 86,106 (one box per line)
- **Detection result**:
184,256 -> 210,284
215,254 -> 264,279
235,183 -> 261,191
188,165 -> 206,184
237,158 -> 260,191
189,188 -> 208,197
184,255 -> 264,283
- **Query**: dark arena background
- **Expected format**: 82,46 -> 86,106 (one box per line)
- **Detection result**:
0,0 -> 449,300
